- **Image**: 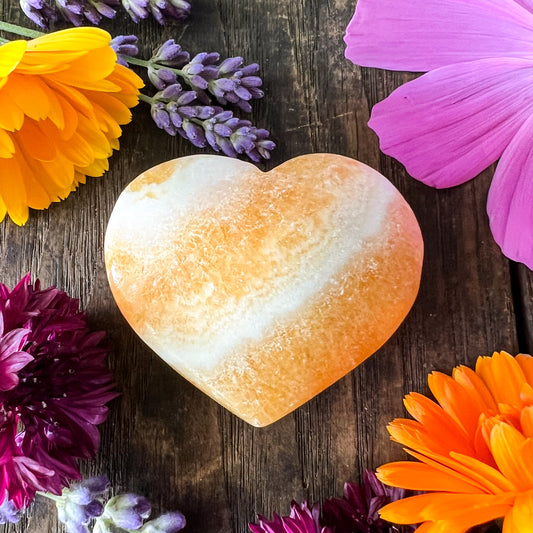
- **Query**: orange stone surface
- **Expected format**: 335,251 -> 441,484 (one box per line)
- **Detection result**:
104,154 -> 424,426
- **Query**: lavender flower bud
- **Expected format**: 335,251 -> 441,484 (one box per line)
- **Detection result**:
19,0 -> 57,28
147,0 -> 190,24
218,56 -> 243,75
151,40 -> 190,66
93,0 -> 118,17
103,493 -> 151,529
110,35 -> 138,67
183,121 -> 207,148
56,476 -> 109,533
0,495 -> 19,525
139,512 -> 186,533
201,111 -> 274,161
151,102 -> 174,134
121,0 -> 149,23
245,128 -> 276,162
148,67 -> 178,91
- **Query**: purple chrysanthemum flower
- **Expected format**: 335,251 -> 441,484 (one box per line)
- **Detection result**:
0,275 -> 117,509
250,501 -> 333,533
322,471 -> 416,533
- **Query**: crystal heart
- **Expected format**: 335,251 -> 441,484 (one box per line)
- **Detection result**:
105,154 -> 423,426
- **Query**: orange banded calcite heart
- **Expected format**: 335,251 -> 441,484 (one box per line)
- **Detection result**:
105,154 -> 423,426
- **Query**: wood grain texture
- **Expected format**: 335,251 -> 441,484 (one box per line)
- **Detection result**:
0,0 -> 530,532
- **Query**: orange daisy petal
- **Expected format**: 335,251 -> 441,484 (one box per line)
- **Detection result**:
376,461 -> 486,493
448,450 -> 518,493
490,422 -> 533,490
403,393 -> 473,454
520,406 -> 533,438
516,354 -> 533,386
414,521 -> 470,533
380,492 -> 514,524
0,128 -> 15,157
452,365 -> 498,413
476,352 -> 526,408
502,491 -> 533,533
428,371 -> 482,436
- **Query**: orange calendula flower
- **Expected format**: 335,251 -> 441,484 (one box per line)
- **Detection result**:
0,27 -> 143,225
377,351 -> 533,533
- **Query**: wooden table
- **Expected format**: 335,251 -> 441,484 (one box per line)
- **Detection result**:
0,1 -> 528,531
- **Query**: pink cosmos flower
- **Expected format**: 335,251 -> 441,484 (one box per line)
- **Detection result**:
344,0 -> 533,269
0,275 -> 117,509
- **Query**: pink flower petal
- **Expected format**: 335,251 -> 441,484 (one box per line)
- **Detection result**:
487,114 -> 533,268
368,58 -> 533,188
345,0 -> 533,71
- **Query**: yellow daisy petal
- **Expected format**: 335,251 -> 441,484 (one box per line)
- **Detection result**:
0,40 -> 27,78
26,27 -> 111,52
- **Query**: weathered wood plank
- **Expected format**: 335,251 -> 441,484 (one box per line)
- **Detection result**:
0,1 -> 525,532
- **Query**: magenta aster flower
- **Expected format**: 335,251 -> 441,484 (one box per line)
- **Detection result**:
322,471 -> 415,533
0,275 -> 117,509
249,500 -> 333,533
344,0 -> 533,269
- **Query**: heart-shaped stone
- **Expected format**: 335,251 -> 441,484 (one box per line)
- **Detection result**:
105,154 -> 423,426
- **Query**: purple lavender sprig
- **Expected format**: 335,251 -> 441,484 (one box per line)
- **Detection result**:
20,0 -> 119,27
148,40 -> 265,112
19,0 -> 190,28
122,0 -> 190,25
146,84 -> 275,161
43,475 -> 186,533
53,476 -> 109,533
134,39 -> 275,161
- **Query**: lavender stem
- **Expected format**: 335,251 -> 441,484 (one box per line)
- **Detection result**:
35,491 -> 63,503
128,55 -> 186,76
0,21 -> 43,38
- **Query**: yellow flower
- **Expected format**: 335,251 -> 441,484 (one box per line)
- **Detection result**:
0,27 -> 143,225
377,351 -> 533,533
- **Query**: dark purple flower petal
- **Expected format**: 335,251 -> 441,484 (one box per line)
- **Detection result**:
321,471 -> 416,533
